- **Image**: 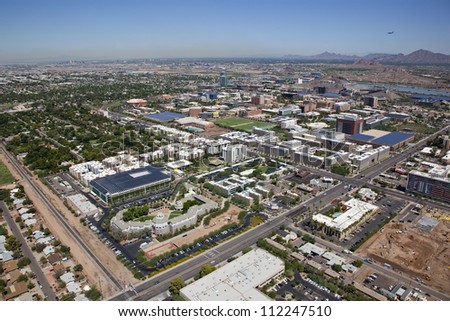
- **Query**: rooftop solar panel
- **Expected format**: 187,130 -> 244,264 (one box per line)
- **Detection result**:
371,132 -> 414,146
145,112 -> 186,122
90,166 -> 171,196
385,113 -> 409,119
349,133 -> 375,141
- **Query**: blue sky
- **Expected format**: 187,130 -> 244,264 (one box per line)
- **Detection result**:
1,0 -> 449,62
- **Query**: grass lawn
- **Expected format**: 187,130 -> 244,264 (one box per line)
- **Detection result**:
398,122 -> 438,135
169,211 -> 183,220
214,117 -> 277,133
0,160 -> 14,185
249,216 -> 264,227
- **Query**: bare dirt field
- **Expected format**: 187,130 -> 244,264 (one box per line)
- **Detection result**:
0,151 -> 134,298
320,64 -> 450,90
144,203 -> 241,257
199,124 -> 230,138
357,217 -> 450,295
144,242 -> 178,259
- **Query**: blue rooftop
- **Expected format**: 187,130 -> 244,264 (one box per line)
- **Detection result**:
371,132 -> 414,146
145,112 -> 186,122
320,93 -> 341,98
90,166 -> 171,196
349,133 -> 375,142
385,113 -> 409,120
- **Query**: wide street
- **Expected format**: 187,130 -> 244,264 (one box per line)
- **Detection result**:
111,124 -> 450,301
288,224 -> 450,301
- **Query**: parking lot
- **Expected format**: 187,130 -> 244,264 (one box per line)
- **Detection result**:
339,197 -> 405,249
272,273 -> 341,301
153,224 -> 243,269
361,270 -> 395,293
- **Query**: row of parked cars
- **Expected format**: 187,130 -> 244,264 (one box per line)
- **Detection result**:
306,278 -> 341,300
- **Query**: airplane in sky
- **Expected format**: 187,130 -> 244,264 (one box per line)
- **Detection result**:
387,31 -> 394,34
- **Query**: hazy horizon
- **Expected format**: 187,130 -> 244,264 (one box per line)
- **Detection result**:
1,0 -> 450,64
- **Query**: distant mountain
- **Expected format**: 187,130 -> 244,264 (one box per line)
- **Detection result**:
311,52 -> 360,61
362,53 -> 395,60
282,52 -> 360,61
353,59 -> 381,66
380,49 -> 450,64
282,49 -> 450,64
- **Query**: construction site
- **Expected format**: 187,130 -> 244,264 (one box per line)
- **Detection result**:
358,207 -> 450,295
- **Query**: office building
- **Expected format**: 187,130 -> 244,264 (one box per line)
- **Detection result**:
223,144 -> 247,164
90,166 -> 171,205
443,136 -> 450,151
336,114 -> 364,135
219,72 -> 229,87
311,198 -> 379,240
364,96 -> 378,108
406,167 -> 450,202
66,194 -> 98,217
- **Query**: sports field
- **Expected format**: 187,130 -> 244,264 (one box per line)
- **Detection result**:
214,117 -> 276,132
0,160 -> 14,185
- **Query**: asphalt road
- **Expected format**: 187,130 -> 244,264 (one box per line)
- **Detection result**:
288,224 -> 450,301
0,201 -> 57,301
0,144 -> 123,292
111,183 -> 349,300
110,124 -> 450,301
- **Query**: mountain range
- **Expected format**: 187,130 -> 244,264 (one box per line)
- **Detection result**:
282,49 -> 450,64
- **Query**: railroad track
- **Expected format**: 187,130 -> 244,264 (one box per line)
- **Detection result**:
0,144 -> 123,291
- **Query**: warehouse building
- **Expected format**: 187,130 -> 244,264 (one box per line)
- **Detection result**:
180,249 -> 284,301
90,166 -> 171,205
66,194 -> 98,217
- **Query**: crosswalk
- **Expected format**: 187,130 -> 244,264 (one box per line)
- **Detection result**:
204,249 -> 220,259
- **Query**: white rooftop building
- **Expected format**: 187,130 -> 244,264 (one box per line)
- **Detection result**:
66,194 -> 98,217
299,242 -> 327,256
223,144 -> 247,165
358,188 -> 378,201
180,249 -> 284,301
312,198 -> 379,240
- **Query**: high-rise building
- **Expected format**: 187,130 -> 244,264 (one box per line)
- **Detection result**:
406,167 -> 450,202
364,96 -> 379,108
222,144 -> 247,164
336,114 -> 364,135
443,135 -> 450,151
219,72 -> 229,87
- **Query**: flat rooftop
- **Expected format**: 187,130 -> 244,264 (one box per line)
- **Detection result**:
312,198 -> 379,232
90,165 -> 171,196
350,130 -> 414,146
299,242 -> 327,256
180,249 -> 284,301
145,112 -> 186,122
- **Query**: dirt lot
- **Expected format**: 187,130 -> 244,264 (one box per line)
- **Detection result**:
198,124 -> 230,138
144,242 -> 178,259
357,217 -> 450,295
144,203 -> 241,256
0,151 -> 134,298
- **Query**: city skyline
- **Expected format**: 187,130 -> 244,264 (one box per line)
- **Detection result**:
1,0 -> 450,63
